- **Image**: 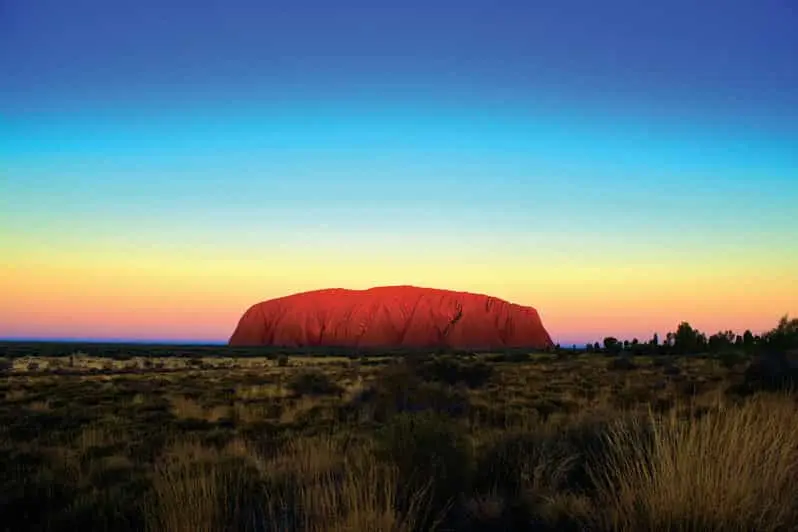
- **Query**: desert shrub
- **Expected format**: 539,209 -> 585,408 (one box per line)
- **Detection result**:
539,415 -> 655,499
740,352 -> 798,394
375,411 -> 472,526
287,369 -> 343,397
360,357 -> 390,367
382,381 -> 468,421
607,357 -> 637,371
485,352 -> 531,363
0,358 -> 12,373
716,351 -> 747,369
475,430 -> 579,498
276,354 -> 290,367
27,361 -> 40,372
415,357 -> 494,388
362,363 -> 471,421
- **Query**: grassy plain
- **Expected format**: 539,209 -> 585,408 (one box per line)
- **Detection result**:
1,342 -> 796,531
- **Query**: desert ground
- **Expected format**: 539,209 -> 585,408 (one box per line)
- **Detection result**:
1,342 -> 797,531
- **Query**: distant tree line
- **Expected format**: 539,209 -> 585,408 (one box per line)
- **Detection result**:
576,314 -> 798,356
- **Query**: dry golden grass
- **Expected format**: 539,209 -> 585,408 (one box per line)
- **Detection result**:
168,395 -> 207,420
231,401 -> 272,425
235,382 -> 290,401
167,395 -> 232,423
148,441 -> 239,532
592,392 -> 798,531
278,395 -> 323,425
1,348 -> 795,531
148,435 -> 431,532
26,400 -> 51,412
75,424 -> 118,451
4,388 -> 27,401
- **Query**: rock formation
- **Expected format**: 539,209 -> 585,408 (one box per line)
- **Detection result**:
229,286 -> 553,350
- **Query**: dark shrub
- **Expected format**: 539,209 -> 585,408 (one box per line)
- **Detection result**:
471,430 -> 588,529
361,362 -> 471,421
276,354 -> 290,367
287,369 -> 343,397
486,352 -> 531,363
717,350 -> 747,369
606,357 -> 637,371
415,357 -> 494,388
475,431 -> 578,497
375,411 -> 472,526
741,351 -> 798,393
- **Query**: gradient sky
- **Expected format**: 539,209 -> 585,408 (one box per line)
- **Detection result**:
2,0 -> 797,345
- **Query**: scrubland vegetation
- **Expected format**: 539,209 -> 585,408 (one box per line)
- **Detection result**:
1,316 -> 797,531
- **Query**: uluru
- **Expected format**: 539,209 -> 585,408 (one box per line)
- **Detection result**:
228,286 -> 554,350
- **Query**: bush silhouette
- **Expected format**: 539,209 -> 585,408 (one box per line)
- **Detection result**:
741,352 -> 798,393
413,357 -> 494,388
357,362 -> 471,422
485,352 -> 531,363
375,411 -> 472,527
475,430 -> 578,497
607,357 -> 637,371
287,369 -> 343,396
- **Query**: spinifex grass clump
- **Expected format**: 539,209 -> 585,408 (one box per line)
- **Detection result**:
146,436 -> 430,532
590,394 -> 798,531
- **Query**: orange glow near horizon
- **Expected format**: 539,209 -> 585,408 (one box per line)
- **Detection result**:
2,243 -> 794,344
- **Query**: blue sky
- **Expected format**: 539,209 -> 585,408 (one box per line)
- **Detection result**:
1,0 -> 797,343
3,0 -> 797,115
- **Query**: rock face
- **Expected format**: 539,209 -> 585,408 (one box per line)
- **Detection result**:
229,286 -> 554,350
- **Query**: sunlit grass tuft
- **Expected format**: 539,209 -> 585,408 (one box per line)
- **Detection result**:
592,393 -> 798,531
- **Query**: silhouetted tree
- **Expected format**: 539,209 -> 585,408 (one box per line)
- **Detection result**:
763,314 -> 798,352
708,331 -> 735,352
603,337 -> 621,354
696,332 -> 708,352
743,330 -> 755,352
665,332 -> 675,348
673,322 -> 701,354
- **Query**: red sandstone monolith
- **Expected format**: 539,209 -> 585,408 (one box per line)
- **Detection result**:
229,286 -> 553,350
